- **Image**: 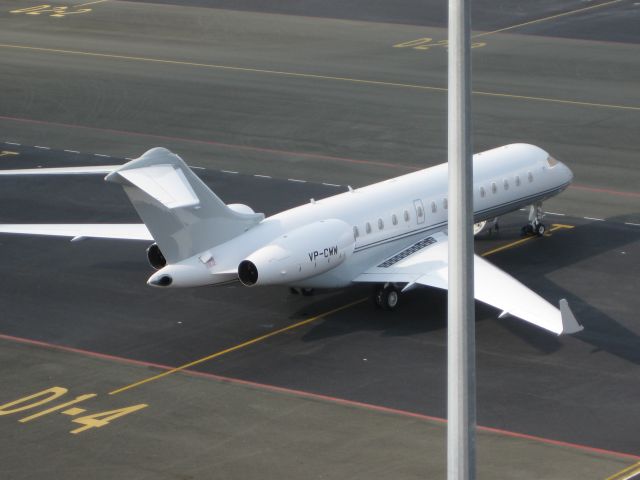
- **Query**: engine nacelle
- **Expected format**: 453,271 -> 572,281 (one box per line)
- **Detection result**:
238,219 -> 355,286
146,243 -> 166,270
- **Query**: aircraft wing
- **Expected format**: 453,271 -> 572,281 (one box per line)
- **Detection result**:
0,224 -> 152,241
354,232 -> 583,335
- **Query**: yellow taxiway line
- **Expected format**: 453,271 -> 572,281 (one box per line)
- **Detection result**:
481,224 -> 574,257
109,298 -> 366,395
606,461 -> 640,480
473,0 -> 625,39
0,44 -> 638,112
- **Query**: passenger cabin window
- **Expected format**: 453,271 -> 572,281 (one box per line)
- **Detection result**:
366,222 -> 372,234
431,201 -> 437,213
480,186 -> 486,198
491,182 -> 497,194
528,171 -> 534,183
392,214 -> 398,226
515,176 -> 521,187
378,218 -> 384,230
503,179 -> 509,190
443,198 -> 448,210
404,210 -> 410,222
353,226 -> 359,239
547,156 -> 559,167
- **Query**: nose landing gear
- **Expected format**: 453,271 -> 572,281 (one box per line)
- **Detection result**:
522,202 -> 546,237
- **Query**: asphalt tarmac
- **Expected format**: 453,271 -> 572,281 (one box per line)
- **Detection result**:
1,0 -> 639,477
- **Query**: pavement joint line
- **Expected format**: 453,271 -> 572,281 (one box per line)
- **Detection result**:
480,224 -> 573,257
107,298 -> 367,395
473,0 -> 625,38
606,461 -> 640,480
1,44 -> 638,112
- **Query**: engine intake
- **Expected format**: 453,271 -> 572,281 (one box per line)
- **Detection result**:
237,219 -> 355,287
146,243 -> 166,270
238,260 -> 259,286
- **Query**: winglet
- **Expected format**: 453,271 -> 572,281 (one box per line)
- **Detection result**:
559,299 -> 584,335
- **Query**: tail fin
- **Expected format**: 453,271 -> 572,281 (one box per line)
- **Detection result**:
106,148 -> 263,263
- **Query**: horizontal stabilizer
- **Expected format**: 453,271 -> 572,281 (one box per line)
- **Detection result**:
0,165 -> 120,175
0,224 -> 152,241
117,164 -> 199,209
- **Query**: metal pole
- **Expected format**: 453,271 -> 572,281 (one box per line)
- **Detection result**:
447,0 -> 476,477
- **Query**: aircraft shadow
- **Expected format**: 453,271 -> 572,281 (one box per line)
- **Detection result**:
299,214 -> 640,365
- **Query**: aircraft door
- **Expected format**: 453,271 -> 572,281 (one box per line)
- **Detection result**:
413,199 -> 425,224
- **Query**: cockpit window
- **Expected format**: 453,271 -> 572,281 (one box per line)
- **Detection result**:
547,156 -> 559,167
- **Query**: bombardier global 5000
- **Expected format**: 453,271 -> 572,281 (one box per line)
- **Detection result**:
0,143 -> 583,335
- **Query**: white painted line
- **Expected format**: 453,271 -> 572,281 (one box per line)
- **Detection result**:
94,154 -> 110,158
34,146 -> 50,150
544,211 -> 565,216
322,182 -> 342,187
254,174 -> 272,179
64,149 -> 80,154
288,178 -> 306,183
624,222 -> 640,227
221,170 -> 239,174
5,142 -> 21,146
190,166 -> 205,170
584,217 -> 605,221
125,157 -> 134,160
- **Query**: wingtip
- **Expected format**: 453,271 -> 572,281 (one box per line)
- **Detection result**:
559,299 -> 584,335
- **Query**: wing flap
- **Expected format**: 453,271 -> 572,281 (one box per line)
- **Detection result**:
0,224 -> 152,241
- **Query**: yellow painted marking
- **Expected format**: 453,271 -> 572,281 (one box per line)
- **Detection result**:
481,224 -> 574,258
394,37 -> 486,51
19,393 -> 96,422
70,403 -> 148,434
0,150 -> 19,157
9,0 -> 106,17
606,461 -> 640,480
0,387 -> 67,415
109,298 -> 367,395
75,0 -> 108,6
62,407 -> 86,416
474,0 -> 625,38
1,43 -> 637,112
480,223 -> 573,257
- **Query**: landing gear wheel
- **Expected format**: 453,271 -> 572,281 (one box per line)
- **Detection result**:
534,222 -> 546,237
521,225 -> 534,236
373,284 -> 400,311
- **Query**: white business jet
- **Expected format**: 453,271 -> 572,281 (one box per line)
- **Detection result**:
0,143 -> 582,335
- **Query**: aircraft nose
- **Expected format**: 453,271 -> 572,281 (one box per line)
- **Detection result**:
560,161 -> 574,184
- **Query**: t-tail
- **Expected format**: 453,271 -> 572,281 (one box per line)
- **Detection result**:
105,147 -> 264,264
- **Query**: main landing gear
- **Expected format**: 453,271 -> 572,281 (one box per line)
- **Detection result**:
373,283 -> 400,311
521,202 -> 546,237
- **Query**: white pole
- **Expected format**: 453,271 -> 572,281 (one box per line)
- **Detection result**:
447,0 -> 476,477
